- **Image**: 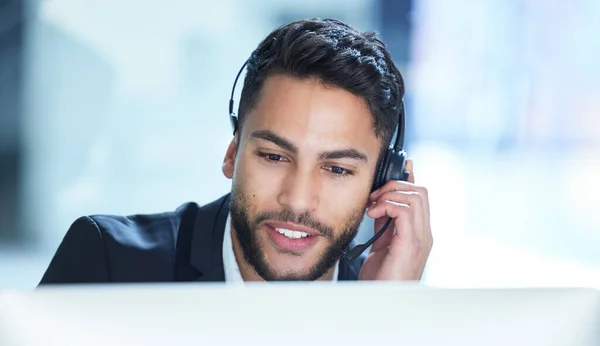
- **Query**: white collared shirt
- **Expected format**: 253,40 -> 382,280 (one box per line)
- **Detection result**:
222,213 -> 339,283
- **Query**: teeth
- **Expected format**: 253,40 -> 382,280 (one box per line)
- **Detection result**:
275,228 -> 310,239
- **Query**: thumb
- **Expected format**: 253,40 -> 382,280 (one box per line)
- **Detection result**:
405,159 -> 415,184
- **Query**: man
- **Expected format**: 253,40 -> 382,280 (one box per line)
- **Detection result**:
39,18 -> 432,284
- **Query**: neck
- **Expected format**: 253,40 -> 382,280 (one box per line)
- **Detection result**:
231,227 -> 337,282
230,228 -> 261,281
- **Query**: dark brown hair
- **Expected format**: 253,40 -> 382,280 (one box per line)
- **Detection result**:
237,18 -> 405,155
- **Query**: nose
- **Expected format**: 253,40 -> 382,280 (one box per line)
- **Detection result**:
277,167 -> 320,214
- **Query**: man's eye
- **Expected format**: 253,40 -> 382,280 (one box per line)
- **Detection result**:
258,152 -> 286,163
326,166 -> 353,177
266,153 -> 282,161
331,166 -> 345,174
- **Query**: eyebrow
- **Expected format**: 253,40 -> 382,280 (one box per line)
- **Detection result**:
249,130 -> 369,163
250,130 -> 298,153
319,149 -> 368,163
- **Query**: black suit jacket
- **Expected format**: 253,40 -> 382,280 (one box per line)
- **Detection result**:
39,194 -> 365,284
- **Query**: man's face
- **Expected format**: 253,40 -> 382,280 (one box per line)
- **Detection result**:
225,74 -> 381,281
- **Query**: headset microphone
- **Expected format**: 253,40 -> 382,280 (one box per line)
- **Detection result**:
228,59 -> 409,264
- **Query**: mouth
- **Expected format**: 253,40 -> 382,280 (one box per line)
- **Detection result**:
265,222 -> 320,252
273,227 -> 311,239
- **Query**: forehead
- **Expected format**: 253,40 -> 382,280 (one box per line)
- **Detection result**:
243,74 -> 380,153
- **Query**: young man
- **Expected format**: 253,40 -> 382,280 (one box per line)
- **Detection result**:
39,18 -> 432,284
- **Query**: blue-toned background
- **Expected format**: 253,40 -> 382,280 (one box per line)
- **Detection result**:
1,0 -> 599,289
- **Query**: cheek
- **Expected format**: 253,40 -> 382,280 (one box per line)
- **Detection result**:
234,154 -> 281,208
322,173 -> 372,202
315,185 -> 368,233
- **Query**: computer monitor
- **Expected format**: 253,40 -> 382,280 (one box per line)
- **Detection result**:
1,282 -> 599,346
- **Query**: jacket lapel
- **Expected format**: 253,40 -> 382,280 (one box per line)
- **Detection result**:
189,193 -> 231,282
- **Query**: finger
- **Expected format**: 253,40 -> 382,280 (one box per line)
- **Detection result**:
375,189 -> 429,225
369,181 -> 429,212
370,179 -> 424,199
406,159 -> 415,184
376,190 -> 422,207
369,214 -> 396,253
367,200 -> 415,255
370,183 -> 429,215
368,191 -> 425,246
368,190 -> 432,250
376,190 -> 423,225
388,202 -> 414,258
367,200 -> 412,253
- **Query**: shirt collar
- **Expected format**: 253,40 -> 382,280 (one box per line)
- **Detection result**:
222,213 -> 245,283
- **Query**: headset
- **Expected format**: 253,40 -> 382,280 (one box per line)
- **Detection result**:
229,60 -> 409,263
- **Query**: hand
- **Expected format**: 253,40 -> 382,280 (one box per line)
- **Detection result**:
358,160 -> 433,281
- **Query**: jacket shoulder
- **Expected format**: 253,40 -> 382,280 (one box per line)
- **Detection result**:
87,202 -> 202,282
39,202 -> 203,285
90,202 -> 198,250
39,216 -> 110,284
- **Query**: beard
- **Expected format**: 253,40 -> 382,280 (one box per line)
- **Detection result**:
229,183 -> 366,281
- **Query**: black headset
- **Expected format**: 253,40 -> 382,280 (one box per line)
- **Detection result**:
229,60 -> 409,263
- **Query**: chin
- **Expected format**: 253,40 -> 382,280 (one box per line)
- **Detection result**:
254,242 -> 330,281
263,247 -> 320,274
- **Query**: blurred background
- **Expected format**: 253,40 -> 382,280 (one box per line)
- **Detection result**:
1,0 -> 599,290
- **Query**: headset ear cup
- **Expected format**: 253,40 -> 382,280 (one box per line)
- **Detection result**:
229,114 -> 238,134
372,149 -> 392,192
385,150 -> 408,182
